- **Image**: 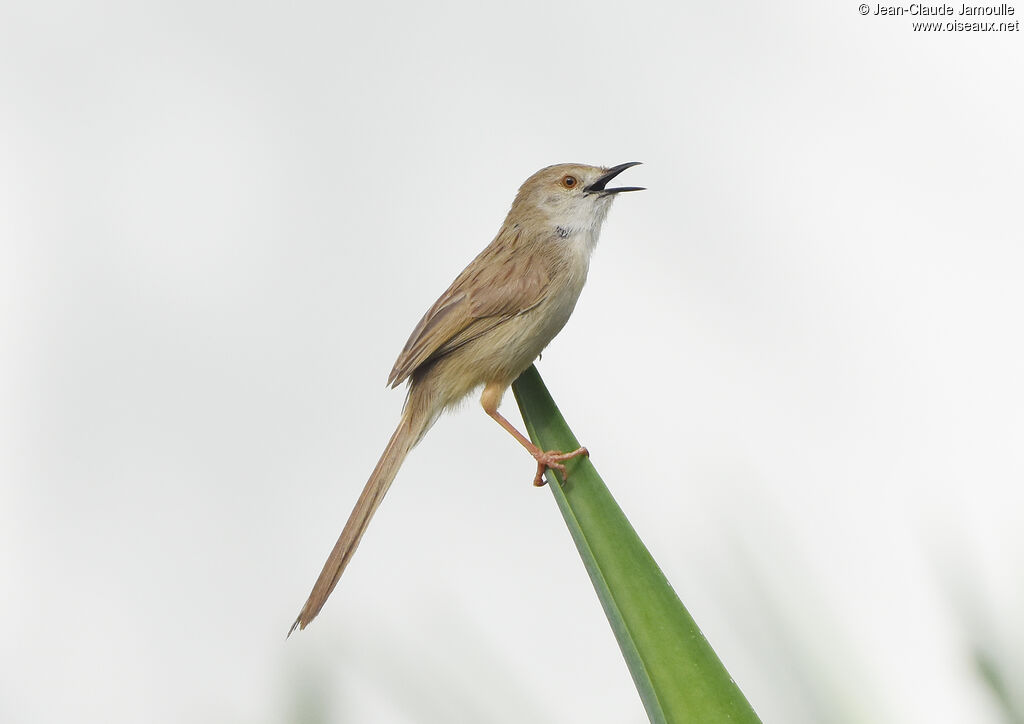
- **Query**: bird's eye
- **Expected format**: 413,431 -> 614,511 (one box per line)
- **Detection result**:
561,175 -> 578,189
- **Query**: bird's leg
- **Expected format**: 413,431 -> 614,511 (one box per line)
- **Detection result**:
480,381 -> 589,487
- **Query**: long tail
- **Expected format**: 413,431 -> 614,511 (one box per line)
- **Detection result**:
290,393 -> 436,634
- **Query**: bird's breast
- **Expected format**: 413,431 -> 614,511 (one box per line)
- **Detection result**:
481,248 -> 590,381
417,229 -> 596,407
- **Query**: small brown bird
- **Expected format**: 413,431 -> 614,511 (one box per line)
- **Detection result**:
291,162 -> 643,633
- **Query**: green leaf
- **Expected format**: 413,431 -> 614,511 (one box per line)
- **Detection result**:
512,365 -> 761,724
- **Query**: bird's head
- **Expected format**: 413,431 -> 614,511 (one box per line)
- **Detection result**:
509,162 -> 644,239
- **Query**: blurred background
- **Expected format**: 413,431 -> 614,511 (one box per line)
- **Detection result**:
2,2 -> 1022,722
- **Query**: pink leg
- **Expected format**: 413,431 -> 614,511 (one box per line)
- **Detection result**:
480,382 -> 589,486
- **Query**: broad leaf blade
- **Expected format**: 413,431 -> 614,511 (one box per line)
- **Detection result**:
512,365 -> 760,724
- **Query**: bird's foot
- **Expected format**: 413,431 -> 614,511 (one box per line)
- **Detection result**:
531,446 -> 589,487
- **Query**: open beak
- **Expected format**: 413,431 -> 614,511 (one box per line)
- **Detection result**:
585,161 -> 644,194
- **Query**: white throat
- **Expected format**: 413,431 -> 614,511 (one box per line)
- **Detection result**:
551,197 -> 613,255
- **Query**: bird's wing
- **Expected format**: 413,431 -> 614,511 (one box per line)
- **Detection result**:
387,238 -> 550,388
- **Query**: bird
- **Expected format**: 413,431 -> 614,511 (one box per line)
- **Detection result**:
290,161 -> 643,633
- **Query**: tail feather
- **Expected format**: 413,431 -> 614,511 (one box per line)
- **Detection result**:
290,400 -> 434,634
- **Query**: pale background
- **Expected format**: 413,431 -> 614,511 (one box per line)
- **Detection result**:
2,2 -> 1022,722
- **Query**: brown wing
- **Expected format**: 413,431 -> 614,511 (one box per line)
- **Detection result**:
387,231 -> 550,388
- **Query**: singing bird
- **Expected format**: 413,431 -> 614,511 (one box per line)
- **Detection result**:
291,162 -> 643,633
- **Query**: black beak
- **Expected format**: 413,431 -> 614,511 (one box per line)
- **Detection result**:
585,161 -> 644,194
